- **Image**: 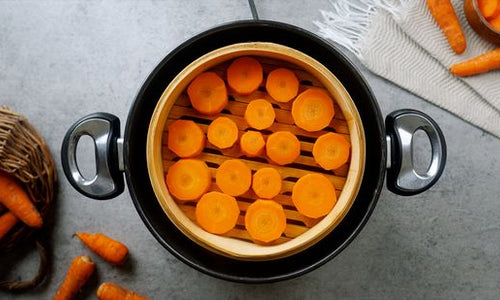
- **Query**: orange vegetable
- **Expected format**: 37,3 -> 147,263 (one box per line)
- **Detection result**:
252,167 -> 282,199
244,99 -> 275,130
0,172 -> 42,228
266,131 -> 301,165
75,233 -> 129,265
0,212 -> 18,241
291,88 -> 334,132
207,116 -> 239,149
216,159 -> 252,196
265,68 -> 299,102
488,13 -> 500,30
240,131 -> 265,157
312,132 -> 351,170
292,173 -> 337,218
195,191 -> 240,234
187,72 -> 228,115
97,282 -> 150,300
227,56 -> 263,95
166,159 -> 212,201
167,120 -> 205,158
478,0 -> 498,18
450,48 -> 500,76
53,255 -> 95,300
426,0 -> 467,54
245,199 -> 286,243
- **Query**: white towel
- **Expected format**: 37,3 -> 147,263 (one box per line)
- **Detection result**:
315,0 -> 500,138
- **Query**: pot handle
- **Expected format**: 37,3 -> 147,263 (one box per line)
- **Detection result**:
385,109 -> 446,196
61,113 -> 124,200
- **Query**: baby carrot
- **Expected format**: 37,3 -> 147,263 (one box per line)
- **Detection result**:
450,48 -> 500,76
426,0 -> 466,54
0,212 -> 18,241
75,233 -> 129,265
53,255 -> 95,300
97,282 -> 150,300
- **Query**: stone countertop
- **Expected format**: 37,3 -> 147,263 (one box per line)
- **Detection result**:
1,1 -> 499,299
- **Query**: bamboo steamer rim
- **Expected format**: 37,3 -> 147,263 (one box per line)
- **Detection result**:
147,42 -> 365,260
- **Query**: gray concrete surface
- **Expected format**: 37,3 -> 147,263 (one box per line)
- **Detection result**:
1,0 -> 499,299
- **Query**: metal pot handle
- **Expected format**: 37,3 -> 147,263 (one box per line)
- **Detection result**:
61,113 -> 124,200
385,109 -> 446,196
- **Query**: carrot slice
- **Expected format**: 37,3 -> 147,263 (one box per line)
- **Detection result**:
207,116 -> 239,149
252,167 -> 282,199
266,131 -> 301,165
240,131 -> 265,157
292,88 -> 335,132
479,0 -> 498,18
187,72 -> 228,115
266,68 -> 299,102
166,159 -> 212,201
313,132 -> 351,170
292,173 -> 337,218
244,99 -> 275,130
227,56 -> 263,95
167,120 -> 205,158
195,191 -> 240,234
216,159 -> 252,196
489,13 -> 500,30
245,200 -> 286,243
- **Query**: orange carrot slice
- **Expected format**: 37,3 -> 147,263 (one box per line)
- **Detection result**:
266,131 -> 301,165
479,0 -> 498,18
227,56 -> 263,95
244,99 -> 275,130
195,191 -> 240,234
166,159 -> 212,201
292,173 -> 337,218
489,13 -> 500,30
216,159 -> 252,196
252,167 -> 282,199
167,120 -> 205,158
207,116 -> 239,149
187,72 -> 228,115
240,131 -> 265,157
313,132 -> 351,170
291,88 -> 334,132
266,68 -> 299,102
245,199 -> 286,243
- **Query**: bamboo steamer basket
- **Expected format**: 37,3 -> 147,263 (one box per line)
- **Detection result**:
147,42 -> 365,261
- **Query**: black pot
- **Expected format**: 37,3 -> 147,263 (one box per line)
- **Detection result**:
61,21 -> 446,283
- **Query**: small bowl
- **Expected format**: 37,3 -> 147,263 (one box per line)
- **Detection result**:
464,0 -> 500,44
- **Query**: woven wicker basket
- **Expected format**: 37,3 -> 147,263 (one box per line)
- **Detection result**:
0,107 -> 56,291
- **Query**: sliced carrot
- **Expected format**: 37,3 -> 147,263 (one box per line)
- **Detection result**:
265,68 -> 299,103
313,132 -> 351,170
0,172 -> 42,228
187,72 -> 228,115
0,212 -> 18,241
244,99 -> 275,130
166,159 -> 212,201
227,56 -> 263,95
266,131 -> 301,165
207,116 -> 239,149
245,200 -> 286,243
240,131 -> 265,157
215,159 -> 252,196
489,13 -> 500,30
167,120 -> 205,158
252,167 -> 282,199
195,191 -> 240,234
426,0 -> 466,54
478,0 -> 498,18
450,48 -> 500,76
291,88 -> 334,132
75,232 -> 129,265
53,256 -> 95,300
97,282 -> 150,300
292,173 -> 337,218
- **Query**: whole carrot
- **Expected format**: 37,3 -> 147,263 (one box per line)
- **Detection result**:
75,232 -> 128,265
0,212 -> 19,240
427,0 -> 467,54
53,255 -> 95,300
97,282 -> 150,300
0,172 -> 42,228
450,48 -> 500,76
